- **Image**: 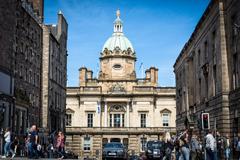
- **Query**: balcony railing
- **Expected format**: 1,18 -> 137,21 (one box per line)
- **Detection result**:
67,87 -> 175,96
66,127 -> 176,134
81,86 -> 102,94
133,86 -> 155,94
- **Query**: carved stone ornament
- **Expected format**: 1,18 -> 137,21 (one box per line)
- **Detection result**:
109,104 -> 126,112
108,83 -> 126,93
201,63 -> 209,76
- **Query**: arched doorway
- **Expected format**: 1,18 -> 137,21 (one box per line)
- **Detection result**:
110,138 -> 121,142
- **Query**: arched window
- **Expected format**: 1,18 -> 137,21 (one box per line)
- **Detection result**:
109,104 -> 125,128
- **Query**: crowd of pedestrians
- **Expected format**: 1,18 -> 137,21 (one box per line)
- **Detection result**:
1,125 -> 66,159
139,130 -> 240,160
173,129 -> 240,160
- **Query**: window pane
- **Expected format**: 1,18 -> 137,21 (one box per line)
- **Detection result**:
84,137 -> 91,151
162,113 -> 169,127
114,114 -> 121,127
87,114 -> 93,127
140,137 -> 147,151
110,114 -> 112,127
140,114 -> 146,128
122,114 -> 124,127
66,114 -> 72,126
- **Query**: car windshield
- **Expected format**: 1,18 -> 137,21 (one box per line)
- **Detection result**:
104,143 -> 123,148
147,141 -> 162,148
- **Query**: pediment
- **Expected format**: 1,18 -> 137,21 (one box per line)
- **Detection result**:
160,108 -> 171,113
66,108 -> 75,113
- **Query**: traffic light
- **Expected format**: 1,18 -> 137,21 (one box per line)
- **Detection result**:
201,113 -> 210,130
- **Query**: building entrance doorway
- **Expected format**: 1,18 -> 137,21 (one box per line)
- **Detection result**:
110,138 -> 121,142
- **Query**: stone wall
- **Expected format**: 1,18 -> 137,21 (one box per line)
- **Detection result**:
174,0 -> 240,142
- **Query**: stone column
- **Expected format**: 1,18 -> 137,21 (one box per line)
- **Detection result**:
126,102 -> 130,127
104,102 -> 107,127
98,101 -> 101,127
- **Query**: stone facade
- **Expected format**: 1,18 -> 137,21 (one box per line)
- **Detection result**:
0,0 -> 43,134
0,0 -> 16,132
66,10 -> 176,159
174,0 -> 240,139
0,0 -> 68,136
42,12 -> 68,133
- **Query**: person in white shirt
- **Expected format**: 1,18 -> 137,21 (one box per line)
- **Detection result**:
2,127 -> 11,158
205,129 -> 216,160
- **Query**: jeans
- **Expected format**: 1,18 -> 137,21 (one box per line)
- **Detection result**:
4,142 -> 10,156
180,146 -> 190,160
224,148 -> 230,160
176,150 -> 181,160
57,147 -> 65,158
28,142 -> 38,158
206,148 -> 214,160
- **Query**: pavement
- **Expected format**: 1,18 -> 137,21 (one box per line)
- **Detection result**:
0,157 -> 82,160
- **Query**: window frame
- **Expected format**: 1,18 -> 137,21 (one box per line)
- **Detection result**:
87,113 -> 93,128
65,114 -> 72,126
83,136 -> 91,151
162,112 -> 170,127
140,113 -> 146,128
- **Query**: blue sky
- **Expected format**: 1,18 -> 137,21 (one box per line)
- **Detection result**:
44,0 -> 210,87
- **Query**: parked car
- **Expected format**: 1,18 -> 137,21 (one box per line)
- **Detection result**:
64,150 -> 78,159
145,140 -> 164,160
129,155 -> 141,160
102,142 -> 127,160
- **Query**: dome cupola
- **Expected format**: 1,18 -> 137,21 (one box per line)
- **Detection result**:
101,9 -> 136,59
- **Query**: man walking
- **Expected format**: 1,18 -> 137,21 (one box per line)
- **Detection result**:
28,125 -> 39,159
222,134 -> 230,160
190,132 -> 200,160
205,130 -> 216,160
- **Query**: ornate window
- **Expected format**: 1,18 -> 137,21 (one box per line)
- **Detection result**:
83,136 -> 91,151
109,104 -> 125,127
140,137 -> 147,151
65,114 -> 72,126
66,108 -> 74,126
160,109 -> 171,127
162,113 -> 169,127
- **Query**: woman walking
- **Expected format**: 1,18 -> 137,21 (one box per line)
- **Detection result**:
56,131 -> 65,159
2,128 -> 11,158
2,128 -> 16,159
179,130 -> 190,160
163,132 -> 174,160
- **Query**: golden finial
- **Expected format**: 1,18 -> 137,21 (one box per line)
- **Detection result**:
116,9 -> 120,18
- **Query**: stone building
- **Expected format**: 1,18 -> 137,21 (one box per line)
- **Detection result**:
0,0 -> 17,132
65,10 -> 176,158
0,0 -> 43,134
42,12 -> 68,133
174,0 -> 240,138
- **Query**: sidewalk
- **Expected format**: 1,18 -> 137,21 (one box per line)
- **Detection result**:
0,156 -> 82,160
